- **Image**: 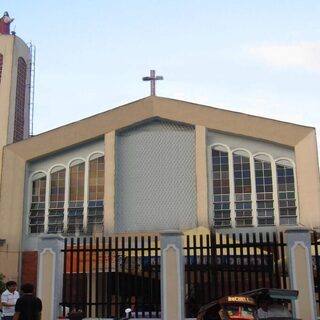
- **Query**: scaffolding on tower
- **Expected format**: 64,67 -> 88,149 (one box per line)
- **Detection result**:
28,42 -> 36,137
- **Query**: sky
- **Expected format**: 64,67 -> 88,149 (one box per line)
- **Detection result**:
2,1 -> 320,159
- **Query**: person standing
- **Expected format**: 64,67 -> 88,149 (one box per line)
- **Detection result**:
13,283 -> 42,320
1,281 -> 19,320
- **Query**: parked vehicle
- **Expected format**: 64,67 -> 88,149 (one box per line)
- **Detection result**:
196,288 -> 298,320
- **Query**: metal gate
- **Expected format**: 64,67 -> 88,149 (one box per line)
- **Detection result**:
312,231 -> 320,316
60,236 -> 161,319
61,232 -> 289,318
184,231 -> 288,317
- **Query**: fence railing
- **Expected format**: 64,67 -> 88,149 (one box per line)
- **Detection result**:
311,231 -> 320,316
184,231 -> 288,318
61,236 -> 161,319
61,232 -> 291,319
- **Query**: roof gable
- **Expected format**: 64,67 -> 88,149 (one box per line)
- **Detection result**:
6,96 -> 314,160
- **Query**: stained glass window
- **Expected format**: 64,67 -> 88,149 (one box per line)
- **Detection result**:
68,162 -> 85,234
233,153 -> 252,226
48,168 -> 65,233
29,176 -> 46,233
87,156 -> 104,234
255,158 -> 274,225
277,163 -> 297,225
212,148 -> 231,227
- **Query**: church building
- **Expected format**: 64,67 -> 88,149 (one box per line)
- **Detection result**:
0,13 -> 320,285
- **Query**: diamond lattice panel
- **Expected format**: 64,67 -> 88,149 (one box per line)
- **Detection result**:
116,119 -> 197,232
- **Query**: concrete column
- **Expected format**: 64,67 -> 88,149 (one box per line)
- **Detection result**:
37,235 -> 64,320
104,131 -> 116,233
195,125 -> 209,228
286,228 -> 317,320
160,231 -> 185,320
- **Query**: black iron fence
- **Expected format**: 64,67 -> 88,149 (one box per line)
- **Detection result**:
61,231 -> 290,319
184,231 -> 288,317
311,231 -> 320,316
61,236 -> 161,319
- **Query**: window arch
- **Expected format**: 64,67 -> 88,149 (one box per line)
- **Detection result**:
233,150 -> 252,226
254,155 -> 274,225
68,160 -> 85,234
87,154 -> 104,234
212,145 -> 231,227
276,160 -> 297,225
48,166 -> 66,234
88,152 -> 104,161
13,57 -> 27,142
29,173 -> 46,234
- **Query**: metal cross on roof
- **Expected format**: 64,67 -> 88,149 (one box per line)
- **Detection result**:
142,70 -> 164,96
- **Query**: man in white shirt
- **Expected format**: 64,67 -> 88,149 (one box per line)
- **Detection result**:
257,297 -> 270,319
1,281 -> 19,320
257,297 -> 291,319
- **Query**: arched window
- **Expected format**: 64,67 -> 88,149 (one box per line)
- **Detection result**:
254,156 -> 274,225
48,167 -> 66,234
276,161 -> 297,225
233,151 -> 252,226
212,147 -> 231,227
29,174 -> 46,234
13,57 -> 27,142
87,155 -> 104,234
68,161 -> 85,234
0,53 -> 3,84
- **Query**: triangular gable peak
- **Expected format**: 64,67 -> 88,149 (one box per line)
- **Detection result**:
5,96 -> 314,161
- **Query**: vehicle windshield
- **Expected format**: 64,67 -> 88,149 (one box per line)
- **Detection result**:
224,304 -> 256,319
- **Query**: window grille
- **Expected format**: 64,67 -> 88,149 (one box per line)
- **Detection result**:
277,164 -> 297,225
255,159 -> 274,225
0,53 -> 3,84
48,209 -> 64,233
13,57 -> 27,142
29,177 -> 46,233
212,149 -> 231,227
233,154 -> 252,226
68,162 -> 85,234
87,156 -> 104,234
49,169 -> 65,233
